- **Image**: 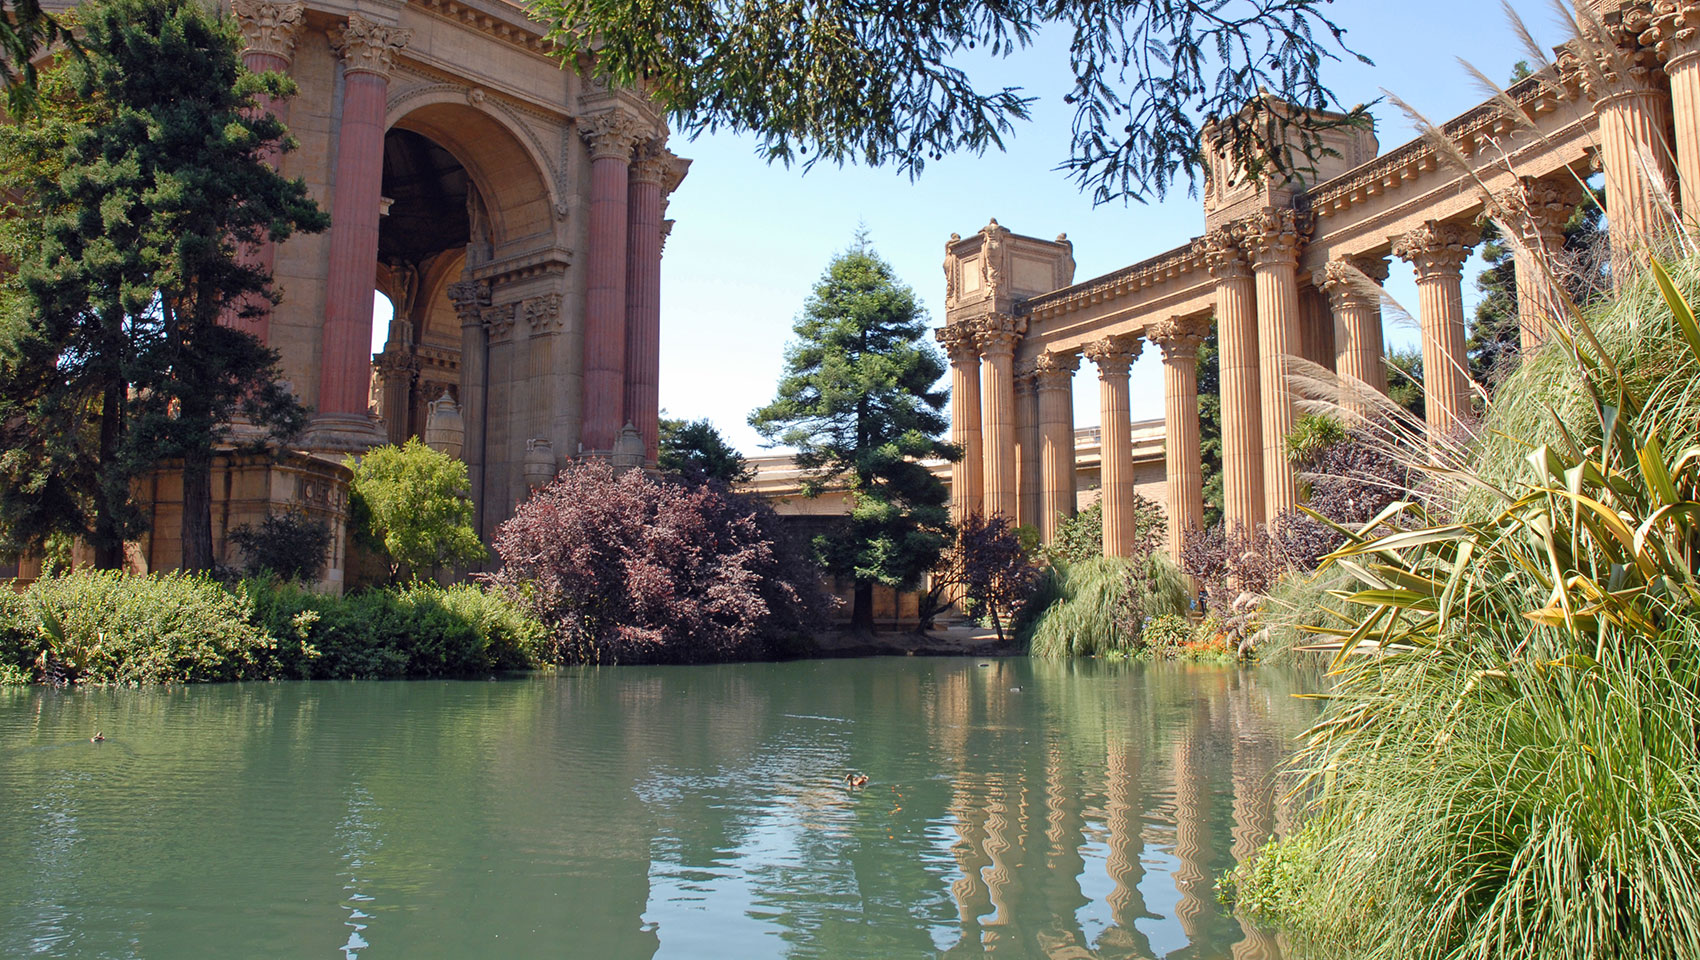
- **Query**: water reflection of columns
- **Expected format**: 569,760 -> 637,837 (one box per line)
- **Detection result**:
1037,748 -> 1090,954
1100,740 -> 1154,957
1172,717 -> 1208,942
1230,691 -> 1281,960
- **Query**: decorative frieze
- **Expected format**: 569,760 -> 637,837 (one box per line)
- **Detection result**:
232,0 -> 305,62
331,14 -> 414,79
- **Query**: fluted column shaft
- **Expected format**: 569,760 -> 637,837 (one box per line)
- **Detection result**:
1317,257 -> 1389,416
230,0 -> 304,345
316,16 -> 409,430
624,147 -> 666,464
1014,369 -> 1040,529
978,317 -> 1020,520
580,112 -> 643,454
1150,320 -> 1205,560
1596,87 -> 1677,251
940,326 -> 984,517
1034,352 -> 1078,544
1248,213 -> 1306,521
1668,42 -> 1700,221
1395,222 -> 1476,437
1204,231 -> 1264,532
1085,338 -> 1140,557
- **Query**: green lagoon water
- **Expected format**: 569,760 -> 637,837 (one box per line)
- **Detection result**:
0,658 -> 1320,959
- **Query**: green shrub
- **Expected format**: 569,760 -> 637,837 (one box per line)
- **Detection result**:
1024,554 -> 1188,657
346,438 -> 487,581
20,571 -> 275,684
226,510 -> 333,582
1139,613 -> 1193,651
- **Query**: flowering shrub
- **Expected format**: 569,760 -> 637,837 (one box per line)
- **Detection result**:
490,460 -> 823,664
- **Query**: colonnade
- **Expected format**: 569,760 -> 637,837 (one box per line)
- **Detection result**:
939,0 -> 1700,561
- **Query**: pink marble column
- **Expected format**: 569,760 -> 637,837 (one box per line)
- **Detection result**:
580,111 -> 644,454
1246,209 -> 1309,522
1653,2 -> 1700,224
624,144 -> 666,464
938,324 -> 983,517
313,15 -> 410,448
1394,221 -> 1478,437
1199,228 -> 1264,533
1315,255 -> 1390,416
1148,318 -> 1206,561
1489,177 -> 1583,353
230,0 -> 305,345
1084,336 -> 1141,557
978,314 -> 1021,520
1014,366 -> 1040,529
1033,351 -> 1078,544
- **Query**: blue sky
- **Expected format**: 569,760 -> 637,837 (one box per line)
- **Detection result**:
376,1 -> 1577,456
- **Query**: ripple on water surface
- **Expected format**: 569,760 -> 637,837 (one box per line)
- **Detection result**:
0,659 -> 1322,959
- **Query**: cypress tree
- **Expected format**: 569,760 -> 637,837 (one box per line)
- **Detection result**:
750,238 -> 956,631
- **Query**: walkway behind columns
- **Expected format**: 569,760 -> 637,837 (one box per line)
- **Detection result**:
938,0 -> 1699,563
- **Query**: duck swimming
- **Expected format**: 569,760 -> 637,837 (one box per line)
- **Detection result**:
844,773 -> 869,788
90,732 -> 104,743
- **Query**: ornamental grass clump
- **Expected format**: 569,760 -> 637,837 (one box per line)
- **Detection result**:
1228,256 -> 1700,959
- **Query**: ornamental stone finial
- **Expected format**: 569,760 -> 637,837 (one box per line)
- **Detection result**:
579,110 -> 648,161
1082,335 -> 1142,377
331,14 -> 413,79
1393,220 -> 1480,278
1146,318 -> 1208,362
232,0 -> 305,62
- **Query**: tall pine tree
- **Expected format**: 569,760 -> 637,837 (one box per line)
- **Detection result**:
750,238 -> 955,631
0,0 -> 326,569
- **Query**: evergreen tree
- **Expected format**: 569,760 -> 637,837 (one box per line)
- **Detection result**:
0,0 -> 326,569
749,239 -> 955,631
658,416 -> 753,486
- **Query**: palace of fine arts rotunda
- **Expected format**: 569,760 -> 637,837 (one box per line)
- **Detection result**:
35,0 -> 1700,594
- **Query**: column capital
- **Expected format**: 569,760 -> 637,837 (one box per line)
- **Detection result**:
1242,207 -> 1313,267
628,140 -> 673,186
447,279 -> 491,327
936,322 -> 981,364
233,0 -> 305,63
1393,220 -> 1479,279
1146,317 -> 1208,363
1083,335 -> 1142,379
973,313 -> 1025,357
1652,1 -> 1700,67
1014,360 -> 1039,395
1557,6 -> 1663,103
1033,350 -> 1080,390
1486,175 -> 1585,247
580,110 -> 648,162
373,350 -> 421,379
1196,226 -> 1250,280
331,14 -> 412,79
1314,255 -> 1389,310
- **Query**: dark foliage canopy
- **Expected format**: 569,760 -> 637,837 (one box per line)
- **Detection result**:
658,416 -> 754,486
533,0 -> 1370,203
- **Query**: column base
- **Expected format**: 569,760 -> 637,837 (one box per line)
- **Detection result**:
304,413 -> 387,455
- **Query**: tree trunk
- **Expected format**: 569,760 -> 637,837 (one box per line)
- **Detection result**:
852,581 -> 875,634
991,605 -> 1005,643
91,382 -> 126,570
180,450 -> 214,572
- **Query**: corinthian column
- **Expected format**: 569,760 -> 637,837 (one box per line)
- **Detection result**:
1084,337 -> 1141,557
1654,1 -> 1700,223
1315,255 -> 1390,415
1148,318 -> 1206,560
624,143 -> 669,465
1561,11 -> 1676,256
978,314 -> 1022,520
1199,227 -> 1263,532
938,324 -> 983,516
312,14 -> 411,451
1246,208 -> 1310,521
230,0 -> 304,345
1394,221 -> 1479,437
1488,177 -> 1584,352
1014,365 -> 1040,529
1033,351 -> 1079,544
580,110 -> 645,454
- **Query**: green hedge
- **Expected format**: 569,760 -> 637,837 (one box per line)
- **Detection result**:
0,572 -> 546,685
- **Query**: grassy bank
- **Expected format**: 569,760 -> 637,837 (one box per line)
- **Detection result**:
0,571 -> 545,685
1223,257 -> 1700,958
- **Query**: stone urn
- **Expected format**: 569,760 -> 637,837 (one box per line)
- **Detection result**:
611,422 -> 645,473
423,391 -> 464,460
523,437 -> 556,490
